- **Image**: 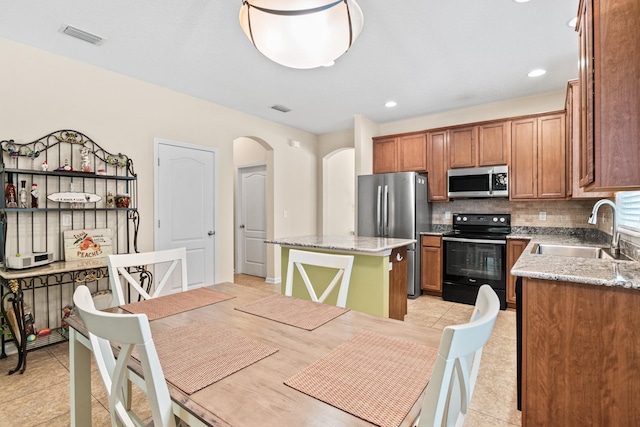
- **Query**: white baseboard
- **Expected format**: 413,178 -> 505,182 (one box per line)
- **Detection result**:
265,276 -> 281,284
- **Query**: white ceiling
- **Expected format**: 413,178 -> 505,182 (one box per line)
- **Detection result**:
0,0 -> 579,135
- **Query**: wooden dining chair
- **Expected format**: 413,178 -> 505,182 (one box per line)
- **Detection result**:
284,249 -> 354,308
73,285 -> 177,427
108,247 -> 188,306
416,285 -> 501,427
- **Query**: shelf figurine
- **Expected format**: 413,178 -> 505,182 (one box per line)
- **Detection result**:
41,160 -> 48,171
80,146 -> 92,173
31,183 -> 39,208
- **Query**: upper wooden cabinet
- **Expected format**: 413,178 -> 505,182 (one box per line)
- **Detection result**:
449,122 -> 510,169
397,133 -> 427,172
372,136 -> 397,174
372,133 -> 426,174
478,121 -> 510,166
448,126 -> 477,168
577,0 -> 640,191
427,130 -> 449,202
565,80 -> 613,199
511,112 -> 567,200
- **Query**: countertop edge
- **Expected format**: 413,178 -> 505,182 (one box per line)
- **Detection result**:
511,234 -> 640,290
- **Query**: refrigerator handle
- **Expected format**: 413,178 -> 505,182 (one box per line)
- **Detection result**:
376,185 -> 382,236
383,185 -> 389,236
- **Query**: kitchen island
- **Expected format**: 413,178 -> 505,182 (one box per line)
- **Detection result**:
266,236 -> 415,320
511,237 -> 640,426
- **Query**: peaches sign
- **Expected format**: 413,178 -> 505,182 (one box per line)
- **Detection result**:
63,229 -> 113,261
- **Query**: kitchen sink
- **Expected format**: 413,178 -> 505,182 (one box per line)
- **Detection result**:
531,243 -> 632,261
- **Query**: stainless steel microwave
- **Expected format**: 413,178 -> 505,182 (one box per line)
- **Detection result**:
447,165 -> 508,198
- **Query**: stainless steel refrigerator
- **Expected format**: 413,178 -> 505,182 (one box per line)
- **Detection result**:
357,172 -> 431,299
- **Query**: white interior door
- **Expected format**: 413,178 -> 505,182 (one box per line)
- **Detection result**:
237,164 -> 266,277
154,138 -> 216,292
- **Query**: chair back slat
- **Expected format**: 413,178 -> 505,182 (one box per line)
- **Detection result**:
73,285 -> 177,427
418,285 -> 500,427
108,247 -> 188,306
285,249 -> 354,308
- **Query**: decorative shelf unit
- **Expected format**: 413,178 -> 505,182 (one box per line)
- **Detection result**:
0,130 -> 139,374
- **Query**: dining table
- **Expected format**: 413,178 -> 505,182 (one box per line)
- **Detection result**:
67,282 -> 444,427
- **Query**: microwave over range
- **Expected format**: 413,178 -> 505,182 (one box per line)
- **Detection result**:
447,165 -> 508,199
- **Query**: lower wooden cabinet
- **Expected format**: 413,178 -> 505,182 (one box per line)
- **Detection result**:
389,246 -> 408,320
506,238 -> 530,308
420,235 -> 443,295
521,278 -> 640,425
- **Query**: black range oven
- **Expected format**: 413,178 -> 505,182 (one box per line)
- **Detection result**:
442,213 -> 510,310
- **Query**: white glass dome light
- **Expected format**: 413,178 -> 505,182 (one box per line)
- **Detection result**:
239,0 -> 364,69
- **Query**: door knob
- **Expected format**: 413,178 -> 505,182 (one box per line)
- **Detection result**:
208,231 -> 215,236
239,224 -> 245,229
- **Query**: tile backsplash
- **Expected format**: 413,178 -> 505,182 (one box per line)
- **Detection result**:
431,198 -> 599,229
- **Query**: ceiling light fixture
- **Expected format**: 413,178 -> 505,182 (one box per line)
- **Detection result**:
513,0 -> 531,3
385,101 -> 397,108
239,0 -> 364,70
527,69 -> 546,77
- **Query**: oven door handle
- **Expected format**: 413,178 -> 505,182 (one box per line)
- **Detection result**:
442,237 -> 507,245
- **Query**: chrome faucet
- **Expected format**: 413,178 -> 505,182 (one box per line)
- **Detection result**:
588,199 -> 620,257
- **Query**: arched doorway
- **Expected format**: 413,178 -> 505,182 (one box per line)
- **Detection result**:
322,147 -> 355,236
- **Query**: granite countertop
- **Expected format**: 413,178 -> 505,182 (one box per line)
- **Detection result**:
265,235 -> 415,256
511,233 -> 640,290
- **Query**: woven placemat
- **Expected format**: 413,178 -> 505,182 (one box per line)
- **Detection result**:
234,294 -> 349,330
133,319 -> 278,395
120,287 -> 235,321
285,331 -> 438,427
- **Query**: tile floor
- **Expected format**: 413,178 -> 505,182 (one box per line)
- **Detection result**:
0,275 -> 520,426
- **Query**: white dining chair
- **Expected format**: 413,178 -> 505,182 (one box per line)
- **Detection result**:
73,285 -> 177,427
108,247 -> 188,306
416,285 -> 501,427
284,249 -> 354,308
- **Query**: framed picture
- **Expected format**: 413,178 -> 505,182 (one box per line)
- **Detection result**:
63,228 -> 113,261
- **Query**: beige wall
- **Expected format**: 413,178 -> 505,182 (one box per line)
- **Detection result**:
0,37 -> 318,284
377,90 -> 567,136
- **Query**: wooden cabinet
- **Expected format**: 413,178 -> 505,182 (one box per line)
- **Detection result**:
478,121 -> 510,166
565,80 -> 613,199
448,126 -> 477,169
427,130 -> 448,202
397,133 -> 427,172
506,238 -> 529,308
449,121 -> 510,169
372,136 -> 397,174
372,133 -> 426,174
389,246 -> 408,321
576,0 -> 640,191
521,278 -> 640,426
511,113 -> 567,200
420,235 -> 442,295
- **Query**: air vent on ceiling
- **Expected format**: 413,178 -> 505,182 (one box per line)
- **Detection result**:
62,25 -> 104,45
270,105 -> 291,113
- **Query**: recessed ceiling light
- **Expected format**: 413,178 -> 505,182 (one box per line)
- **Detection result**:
527,69 -> 546,77
513,0 -> 531,3
385,101 -> 397,108
567,17 -> 578,28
